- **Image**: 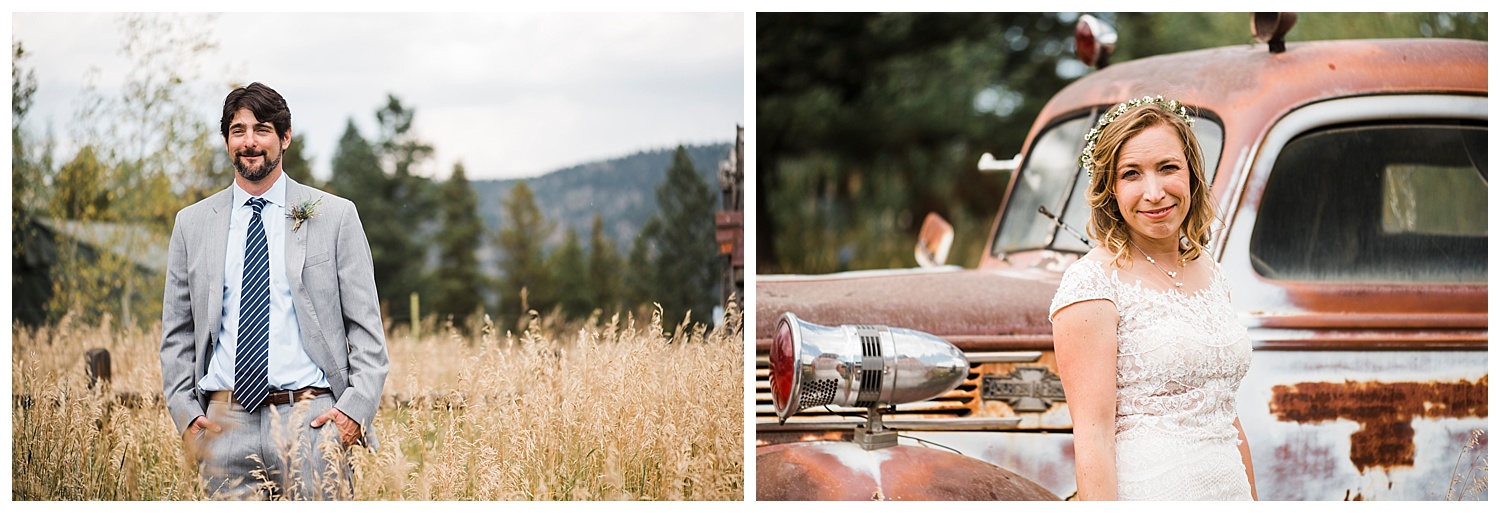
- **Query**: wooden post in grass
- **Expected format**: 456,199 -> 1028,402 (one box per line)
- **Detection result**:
85,348 -> 111,389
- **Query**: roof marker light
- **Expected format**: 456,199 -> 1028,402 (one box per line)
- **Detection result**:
1253,12 -> 1298,54
1074,14 -> 1118,69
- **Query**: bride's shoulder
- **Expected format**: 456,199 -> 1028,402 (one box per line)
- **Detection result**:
1059,248 -> 1117,283
1072,247 -> 1122,271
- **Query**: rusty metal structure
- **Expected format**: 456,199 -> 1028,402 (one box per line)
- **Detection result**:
758,443 -> 1059,501
716,125 -> 744,317
757,17 -> 1487,500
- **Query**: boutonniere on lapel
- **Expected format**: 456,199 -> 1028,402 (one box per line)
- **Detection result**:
287,198 -> 323,233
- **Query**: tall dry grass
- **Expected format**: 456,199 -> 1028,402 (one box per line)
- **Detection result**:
11,306 -> 744,500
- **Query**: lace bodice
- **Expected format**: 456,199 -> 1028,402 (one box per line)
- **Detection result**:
1050,258 -> 1253,500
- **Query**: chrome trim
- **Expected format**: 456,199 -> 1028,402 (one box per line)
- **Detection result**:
757,418 -> 1023,432
964,351 -> 1044,363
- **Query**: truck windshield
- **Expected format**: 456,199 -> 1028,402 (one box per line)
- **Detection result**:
991,109 -> 1223,258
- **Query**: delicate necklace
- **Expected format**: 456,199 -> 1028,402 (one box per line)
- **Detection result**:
1128,238 -> 1183,288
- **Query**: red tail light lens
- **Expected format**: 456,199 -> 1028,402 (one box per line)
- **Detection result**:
1075,19 -> 1098,65
1074,14 -> 1117,69
770,317 -> 797,416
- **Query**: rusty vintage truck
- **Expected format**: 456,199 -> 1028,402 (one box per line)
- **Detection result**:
755,15 -> 1487,500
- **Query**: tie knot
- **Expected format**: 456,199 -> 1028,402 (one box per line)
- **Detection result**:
247,197 -> 268,214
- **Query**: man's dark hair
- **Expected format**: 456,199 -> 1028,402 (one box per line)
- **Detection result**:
220,82 -> 291,140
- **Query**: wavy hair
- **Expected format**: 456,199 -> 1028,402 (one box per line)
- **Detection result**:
1083,102 -> 1215,267
221,82 -> 291,141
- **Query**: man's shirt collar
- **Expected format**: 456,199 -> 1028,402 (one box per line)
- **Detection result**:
231,172 -> 289,210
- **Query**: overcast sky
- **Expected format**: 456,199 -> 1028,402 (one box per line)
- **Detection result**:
11,12 -> 744,181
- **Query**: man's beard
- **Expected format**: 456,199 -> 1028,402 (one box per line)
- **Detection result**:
234,150 -> 282,183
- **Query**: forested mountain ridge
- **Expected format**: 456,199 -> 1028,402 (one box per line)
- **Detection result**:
470,143 -> 732,264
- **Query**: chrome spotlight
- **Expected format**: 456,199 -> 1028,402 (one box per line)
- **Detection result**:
769,312 -> 969,449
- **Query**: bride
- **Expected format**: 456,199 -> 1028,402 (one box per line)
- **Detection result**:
1050,96 -> 1256,500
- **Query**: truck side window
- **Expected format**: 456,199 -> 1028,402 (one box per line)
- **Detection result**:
1248,123 -> 1487,282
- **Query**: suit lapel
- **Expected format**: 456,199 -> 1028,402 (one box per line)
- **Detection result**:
201,189 -> 233,360
284,179 -> 322,342
285,178 -> 309,293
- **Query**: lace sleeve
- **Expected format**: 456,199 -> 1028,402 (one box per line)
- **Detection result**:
1049,259 -> 1116,322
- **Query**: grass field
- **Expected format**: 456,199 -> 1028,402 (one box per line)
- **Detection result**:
11,308 -> 744,500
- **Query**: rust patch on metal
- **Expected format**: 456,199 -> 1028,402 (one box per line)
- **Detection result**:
756,443 -> 1060,501
1269,376 -> 1487,471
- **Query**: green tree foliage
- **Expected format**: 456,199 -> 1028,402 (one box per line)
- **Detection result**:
587,213 -> 625,315
549,228 -> 591,319
329,120 -> 385,193
496,181 -> 555,324
640,146 -> 719,326
281,133 -> 317,187
624,218 -> 661,314
52,146 -> 115,220
757,13 -> 1054,273
432,162 -> 488,328
327,119 -> 410,318
13,40 -> 52,327
328,119 -> 405,310
325,96 -> 439,324
373,95 -> 439,323
1107,12 -> 1486,61
12,42 -> 40,222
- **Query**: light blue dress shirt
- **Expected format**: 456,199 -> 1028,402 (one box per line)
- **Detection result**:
199,174 -> 329,393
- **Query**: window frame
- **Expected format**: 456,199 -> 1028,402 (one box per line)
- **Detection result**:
1229,94 -> 1488,285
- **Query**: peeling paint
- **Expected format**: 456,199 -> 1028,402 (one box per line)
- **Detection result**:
1269,377 -> 1487,471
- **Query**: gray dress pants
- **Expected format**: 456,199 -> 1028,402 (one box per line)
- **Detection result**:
190,391 -> 353,500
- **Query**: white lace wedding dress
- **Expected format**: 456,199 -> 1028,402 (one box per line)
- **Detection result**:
1050,258 -> 1253,500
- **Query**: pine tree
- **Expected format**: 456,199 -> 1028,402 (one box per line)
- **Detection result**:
327,119 -> 406,317
645,146 -> 720,326
550,228 -> 591,319
372,95 -> 437,323
325,97 -> 437,325
587,213 -> 624,315
281,133 -> 316,187
328,119 -> 383,196
496,181 -> 554,323
432,162 -> 487,328
624,217 -> 660,315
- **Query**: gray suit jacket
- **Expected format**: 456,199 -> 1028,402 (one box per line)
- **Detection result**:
160,177 -> 389,450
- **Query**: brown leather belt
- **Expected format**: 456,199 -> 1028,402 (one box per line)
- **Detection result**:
209,387 -> 332,409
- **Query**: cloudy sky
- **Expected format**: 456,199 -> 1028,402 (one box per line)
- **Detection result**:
11,12 -> 745,181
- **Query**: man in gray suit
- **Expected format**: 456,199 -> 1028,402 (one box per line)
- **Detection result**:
161,82 -> 388,500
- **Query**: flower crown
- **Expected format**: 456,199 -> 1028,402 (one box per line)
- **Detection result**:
1079,95 -> 1194,179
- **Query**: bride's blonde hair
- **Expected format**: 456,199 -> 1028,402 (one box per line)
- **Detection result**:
1082,100 -> 1215,267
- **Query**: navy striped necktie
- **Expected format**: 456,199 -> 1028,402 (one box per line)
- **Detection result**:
235,197 -> 271,412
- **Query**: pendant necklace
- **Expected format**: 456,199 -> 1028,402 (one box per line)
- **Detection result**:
1128,238 -> 1184,288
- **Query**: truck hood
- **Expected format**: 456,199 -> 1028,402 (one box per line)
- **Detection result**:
754,267 -> 1062,351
